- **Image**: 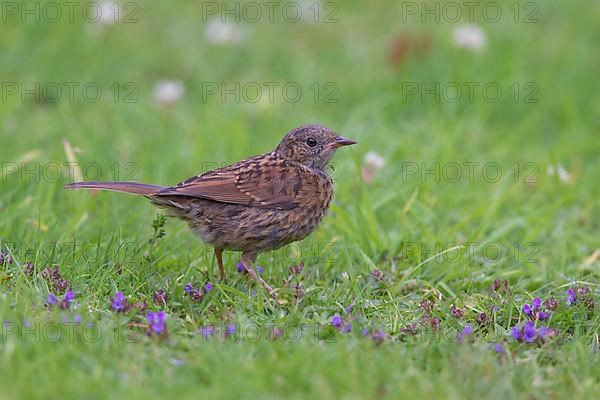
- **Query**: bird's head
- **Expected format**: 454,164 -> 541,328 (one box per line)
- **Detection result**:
275,124 -> 357,170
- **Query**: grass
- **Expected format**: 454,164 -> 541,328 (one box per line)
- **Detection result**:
1,0 -> 600,398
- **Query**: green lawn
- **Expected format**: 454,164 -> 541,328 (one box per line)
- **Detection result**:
1,0 -> 599,398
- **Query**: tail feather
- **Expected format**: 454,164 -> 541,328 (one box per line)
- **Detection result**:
65,181 -> 165,195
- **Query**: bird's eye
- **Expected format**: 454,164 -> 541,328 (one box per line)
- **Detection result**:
306,137 -> 317,147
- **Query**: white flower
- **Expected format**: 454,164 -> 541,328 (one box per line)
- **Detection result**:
362,151 -> 385,184
153,80 -> 184,106
547,163 -> 572,184
96,1 -> 120,24
364,151 -> 385,170
556,164 -> 572,184
453,24 -> 487,51
205,19 -> 246,45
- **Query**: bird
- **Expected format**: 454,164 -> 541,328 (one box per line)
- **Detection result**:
65,124 -> 357,297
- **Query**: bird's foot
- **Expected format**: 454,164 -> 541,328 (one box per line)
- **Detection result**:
240,253 -> 277,299
259,277 -> 277,299
244,266 -> 277,298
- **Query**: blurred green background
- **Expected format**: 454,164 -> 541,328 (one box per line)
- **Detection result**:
1,0 -> 599,398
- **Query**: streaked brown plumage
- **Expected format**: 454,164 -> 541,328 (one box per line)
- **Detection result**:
65,124 -> 356,296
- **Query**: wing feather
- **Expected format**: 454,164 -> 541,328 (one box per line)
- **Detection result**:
155,154 -> 316,210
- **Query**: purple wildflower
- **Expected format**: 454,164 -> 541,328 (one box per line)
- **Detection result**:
271,327 -> 283,340
400,324 -> 419,335
256,265 -> 264,274
184,284 -> 203,302
226,325 -> 236,336
289,263 -> 304,275
490,278 -> 509,294
342,323 -> 352,333
371,269 -> 383,280
523,321 -> 536,343
55,278 -> 69,293
511,326 -> 522,341
566,287 -> 595,310
204,283 -> 213,292
295,283 -> 306,300
184,283 -> 193,295
236,261 -> 245,273
457,325 -> 473,342
190,288 -> 204,302
510,321 -> 554,344
59,291 -> 75,310
46,293 -> 58,305
494,343 -> 504,353
133,301 -> 148,312
200,325 -> 215,338
147,311 -> 167,336
42,265 -> 69,294
65,291 -> 74,303
532,298 -> 542,311
536,326 -> 550,338
419,300 -> 434,313
331,314 -> 342,328
450,304 -> 464,319
578,287 -> 590,295
544,297 -> 559,310
361,327 -> 369,337
73,315 -> 82,324
522,303 -> 532,316
538,311 -> 549,321
372,329 -> 385,345
153,289 -> 168,305
0,251 -> 11,265
111,291 -> 128,312
345,305 -> 352,315
24,262 -> 35,276
476,312 -> 487,325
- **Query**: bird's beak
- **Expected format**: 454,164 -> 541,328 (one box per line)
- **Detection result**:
333,136 -> 358,148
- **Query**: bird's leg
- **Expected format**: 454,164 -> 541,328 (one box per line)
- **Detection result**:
240,252 -> 276,298
215,247 -> 226,282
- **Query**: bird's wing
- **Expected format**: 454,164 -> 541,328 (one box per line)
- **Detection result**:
155,154 -> 316,210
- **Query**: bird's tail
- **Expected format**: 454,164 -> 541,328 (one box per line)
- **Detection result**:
65,181 -> 165,195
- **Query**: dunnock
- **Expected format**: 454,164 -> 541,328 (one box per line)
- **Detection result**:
66,124 -> 356,296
